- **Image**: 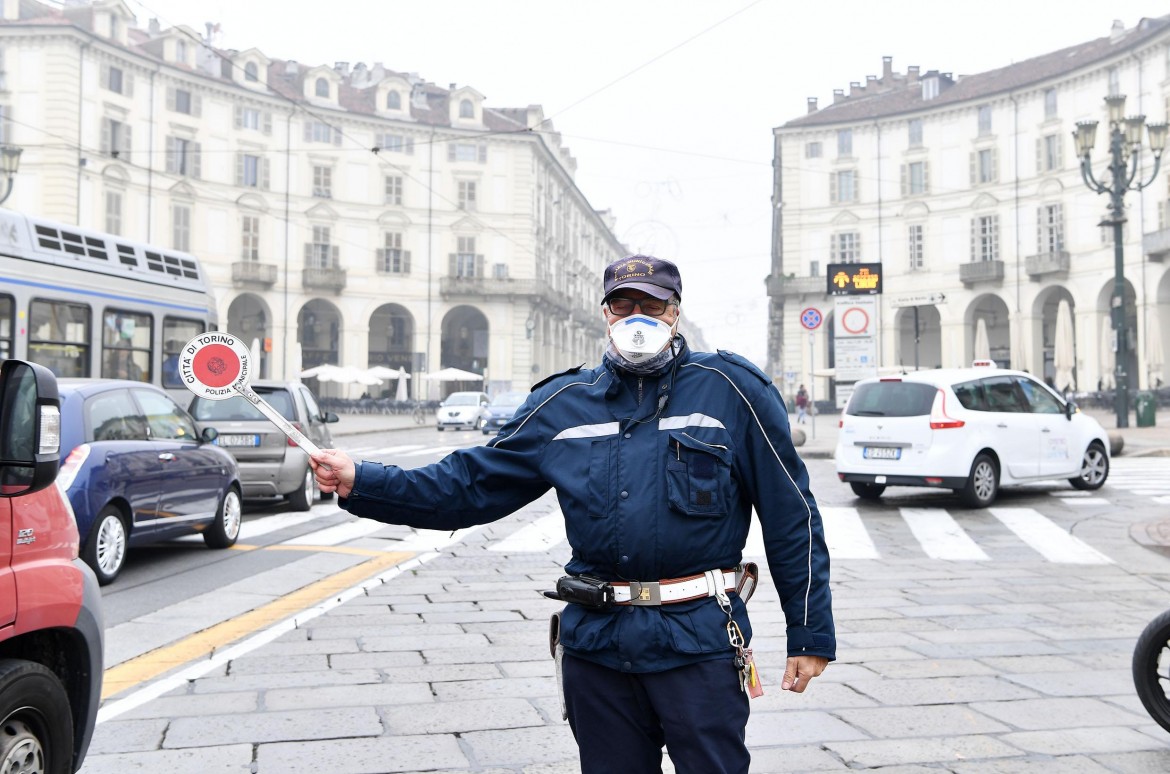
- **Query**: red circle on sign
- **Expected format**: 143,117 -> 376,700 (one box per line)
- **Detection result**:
192,343 -> 241,388
800,307 -> 823,330
841,307 -> 870,335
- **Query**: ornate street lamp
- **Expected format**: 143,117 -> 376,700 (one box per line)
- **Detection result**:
0,144 -> 22,206
1074,95 -> 1168,428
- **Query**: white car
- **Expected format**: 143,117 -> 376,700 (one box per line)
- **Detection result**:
834,363 -> 1110,507
436,391 -> 490,431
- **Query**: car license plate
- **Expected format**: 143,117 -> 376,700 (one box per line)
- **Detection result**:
864,446 -> 901,460
216,434 -> 260,447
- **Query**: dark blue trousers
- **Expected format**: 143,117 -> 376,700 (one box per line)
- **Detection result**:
562,653 -> 750,774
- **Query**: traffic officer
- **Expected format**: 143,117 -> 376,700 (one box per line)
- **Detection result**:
311,255 -> 835,774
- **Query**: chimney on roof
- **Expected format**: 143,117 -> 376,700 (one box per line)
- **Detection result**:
850,81 -> 864,97
334,61 -> 349,76
1110,19 -> 1125,41
807,97 -> 818,114
882,56 -> 893,81
148,18 -> 160,36
449,82 -> 456,91
833,88 -> 845,103
866,75 -> 877,89
907,65 -> 920,83
284,60 -> 298,76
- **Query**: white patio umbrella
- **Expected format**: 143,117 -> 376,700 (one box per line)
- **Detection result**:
973,318 -> 991,362
316,366 -> 383,386
1147,310 -> 1165,387
1053,299 -> 1076,393
1100,316 -> 1116,391
367,365 -> 410,380
395,367 -> 409,402
299,363 -> 339,379
424,367 -> 484,382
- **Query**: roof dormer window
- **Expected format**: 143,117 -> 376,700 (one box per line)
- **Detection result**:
387,91 -> 401,110
315,78 -> 329,98
245,62 -> 258,82
459,99 -> 474,119
176,39 -> 187,64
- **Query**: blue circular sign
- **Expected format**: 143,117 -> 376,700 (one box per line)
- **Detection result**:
800,307 -> 823,330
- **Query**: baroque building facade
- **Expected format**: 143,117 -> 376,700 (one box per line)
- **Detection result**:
768,16 -> 1170,408
0,0 -> 632,397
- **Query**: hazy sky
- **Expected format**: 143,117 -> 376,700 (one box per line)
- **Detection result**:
124,0 -> 1163,364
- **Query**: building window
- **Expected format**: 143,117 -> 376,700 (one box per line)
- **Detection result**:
172,204 -> 191,252
908,118 -> 923,147
105,64 -> 125,94
305,120 -> 337,144
386,91 -> 401,109
173,88 -> 192,115
448,142 -> 485,162
237,153 -> 268,188
377,232 -> 409,273
971,147 -> 998,185
454,236 -> 479,277
1038,134 -> 1063,172
312,165 -> 332,198
105,191 -> 123,235
375,133 -> 414,154
1038,203 -> 1064,254
241,215 -> 259,260
459,99 -> 474,119
244,61 -> 258,81
307,225 -> 334,268
830,232 -> 860,263
971,215 -> 1000,262
805,142 -> 822,159
1044,88 -> 1058,118
977,105 -> 992,136
837,128 -> 853,157
1108,67 -> 1120,96
101,117 -> 132,158
908,224 -> 924,270
165,136 -> 201,178
458,180 -> 477,210
384,175 -> 403,205
315,77 -> 330,98
239,107 -> 260,130
903,161 -> 929,195
0,105 -> 9,144
831,169 -> 857,203
175,40 -> 187,63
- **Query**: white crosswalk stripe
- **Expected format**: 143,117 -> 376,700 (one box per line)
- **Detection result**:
481,503 -> 1115,565
1103,458 -> 1170,497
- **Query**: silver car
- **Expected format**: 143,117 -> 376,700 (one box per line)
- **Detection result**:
189,380 -> 338,510
436,391 -> 490,431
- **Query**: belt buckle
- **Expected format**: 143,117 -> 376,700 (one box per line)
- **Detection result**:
630,581 -> 661,605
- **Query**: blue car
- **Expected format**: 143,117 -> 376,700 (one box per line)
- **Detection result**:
482,391 -> 528,435
55,379 -> 242,585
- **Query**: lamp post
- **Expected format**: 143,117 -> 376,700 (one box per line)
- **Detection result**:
0,144 -> 22,206
1074,95 -> 1168,428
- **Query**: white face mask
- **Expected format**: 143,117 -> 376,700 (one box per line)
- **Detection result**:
608,314 -> 675,362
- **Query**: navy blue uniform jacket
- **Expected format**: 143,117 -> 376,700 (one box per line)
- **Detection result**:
341,345 -> 835,673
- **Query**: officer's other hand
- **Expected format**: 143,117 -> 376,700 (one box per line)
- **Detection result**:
781,655 -> 827,693
311,449 -> 356,498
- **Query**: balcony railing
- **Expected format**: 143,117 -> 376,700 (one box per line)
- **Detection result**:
1143,227 -> 1170,263
959,259 -> 1004,285
302,267 -> 347,292
231,261 -> 277,286
766,275 -> 825,297
1024,250 -> 1070,279
439,276 -> 541,299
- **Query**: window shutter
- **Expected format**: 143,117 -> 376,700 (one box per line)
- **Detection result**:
970,219 -> 976,261
192,94 -> 202,118
1035,206 -> 1042,253
331,245 -> 340,266
191,142 -> 202,179
261,158 -> 271,190
448,144 -> 457,162
333,127 -> 342,146
900,164 -> 907,197
233,105 -> 242,129
262,111 -> 272,135
101,119 -> 111,154
829,172 -> 837,203
166,86 -> 176,111
235,153 -> 244,186
1035,138 -> 1042,173
124,72 -> 134,98
969,152 -> 976,185
122,125 -> 131,157
1055,136 -> 1063,169
165,136 -> 176,173
853,173 -> 859,202
1055,203 -> 1064,248
448,253 -> 457,276
476,254 -> 485,277
991,148 -> 999,182
924,160 -> 931,193
402,250 -> 411,274
100,63 -> 109,90
478,145 -> 487,163
304,243 -> 312,265
303,121 -> 312,142
406,138 -> 414,155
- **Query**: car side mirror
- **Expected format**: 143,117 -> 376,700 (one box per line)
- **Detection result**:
0,359 -> 61,497
323,412 -> 339,423
201,426 -> 220,443
1065,400 -> 1076,420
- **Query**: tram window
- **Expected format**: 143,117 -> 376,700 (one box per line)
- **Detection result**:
29,299 -> 90,377
101,309 -> 152,382
162,317 -> 205,387
0,294 -> 13,361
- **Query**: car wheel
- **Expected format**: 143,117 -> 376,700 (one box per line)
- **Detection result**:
0,660 -> 74,774
850,482 -> 886,500
1069,442 -> 1109,490
287,466 -> 316,512
476,416 -> 487,431
204,487 -> 241,549
958,453 -> 998,508
437,426 -> 444,431
83,505 -> 128,585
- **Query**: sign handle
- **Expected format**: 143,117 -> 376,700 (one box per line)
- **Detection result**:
233,382 -> 322,457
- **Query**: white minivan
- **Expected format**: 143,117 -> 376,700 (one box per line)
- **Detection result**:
834,363 -> 1110,507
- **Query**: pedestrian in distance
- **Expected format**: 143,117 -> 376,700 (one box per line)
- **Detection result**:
795,383 -> 809,424
311,255 -> 835,774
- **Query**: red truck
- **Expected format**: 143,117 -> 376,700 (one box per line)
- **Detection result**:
0,359 -> 104,773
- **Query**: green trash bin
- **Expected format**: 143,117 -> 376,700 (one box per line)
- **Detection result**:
1135,391 -> 1157,427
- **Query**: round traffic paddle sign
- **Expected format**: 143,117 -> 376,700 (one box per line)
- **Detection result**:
179,333 -> 252,400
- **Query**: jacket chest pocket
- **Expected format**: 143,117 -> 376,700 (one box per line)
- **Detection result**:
666,432 -> 732,517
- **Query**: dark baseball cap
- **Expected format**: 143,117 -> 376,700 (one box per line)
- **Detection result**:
602,255 -> 683,302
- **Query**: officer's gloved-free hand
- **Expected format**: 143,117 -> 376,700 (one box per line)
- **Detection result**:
311,449 -> 356,499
